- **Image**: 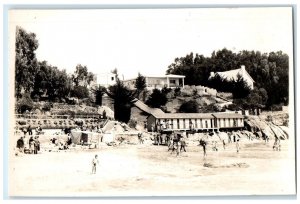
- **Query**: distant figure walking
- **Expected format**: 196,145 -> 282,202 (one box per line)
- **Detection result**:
222,140 -> 226,150
27,125 -> 32,136
199,139 -> 207,157
92,154 -> 99,174
236,139 -> 240,153
273,138 -> 281,151
228,132 -> 232,143
179,137 -> 186,153
138,132 -> 144,144
212,141 -> 218,151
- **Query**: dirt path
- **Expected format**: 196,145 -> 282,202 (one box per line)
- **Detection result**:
9,139 -> 295,197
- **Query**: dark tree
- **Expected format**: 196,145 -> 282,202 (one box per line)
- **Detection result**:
146,89 -> 167,108
92,85 -> 106,106
167,48 -> 289,108
134,73 -> 146,99
72,64 -> 94,87
231,75 -> 251,99
71,86 -> 89,99
15,26 -> 39,98
16,92 -> 34,113
106,79 -> 135,123
32,61 -> 72,101
179,100 -> 199,113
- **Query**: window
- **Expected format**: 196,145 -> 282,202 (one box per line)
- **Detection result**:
111,77 -> 114,81
177,119 -> 180,129
170,79 -> 176,84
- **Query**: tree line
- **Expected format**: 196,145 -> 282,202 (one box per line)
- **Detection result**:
15,26 -> 148,123
15,26 -> 290,124
166,49 -> 289,108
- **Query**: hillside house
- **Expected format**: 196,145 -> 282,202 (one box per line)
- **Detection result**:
95,73 -> 117,88
123,74 -> 185,90
209,65 -> 255,90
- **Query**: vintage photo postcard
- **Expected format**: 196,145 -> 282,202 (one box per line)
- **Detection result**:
7,7 -> 295,197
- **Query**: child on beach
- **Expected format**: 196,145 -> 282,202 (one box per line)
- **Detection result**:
92,154 -> 99,174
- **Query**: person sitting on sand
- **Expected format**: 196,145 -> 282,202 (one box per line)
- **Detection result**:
92,154 -> 99,174
16,137 -> 24,153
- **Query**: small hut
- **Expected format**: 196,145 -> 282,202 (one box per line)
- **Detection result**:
71,130 -> 102,148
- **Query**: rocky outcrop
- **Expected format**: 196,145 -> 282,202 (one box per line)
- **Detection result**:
244,116 -> 289,140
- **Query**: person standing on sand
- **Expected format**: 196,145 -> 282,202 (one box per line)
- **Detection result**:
199,139 -> 207,157
236,139 -> 240,153
92,154 -> 99,174
138,132 -> 143,144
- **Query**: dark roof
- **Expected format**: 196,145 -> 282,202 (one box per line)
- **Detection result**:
132,99 -> 165,117
212,113 -> 244,119
152,113 -> 214,119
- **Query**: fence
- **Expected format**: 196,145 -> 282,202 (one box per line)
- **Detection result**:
15,114 -> 101,120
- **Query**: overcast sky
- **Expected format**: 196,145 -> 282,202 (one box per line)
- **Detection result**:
9,7 -> 293,79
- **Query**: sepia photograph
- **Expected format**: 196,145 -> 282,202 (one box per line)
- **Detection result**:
7,6 -> 295,197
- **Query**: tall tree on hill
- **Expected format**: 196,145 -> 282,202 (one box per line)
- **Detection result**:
32,61 -> 72,102
72,64 -> 95,87
134,73 -> 146,99
106,78 -> 135,123
92,85 -> 106,106
15,26 -> 39,99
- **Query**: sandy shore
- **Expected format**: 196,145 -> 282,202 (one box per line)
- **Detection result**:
8,137 -> 296,197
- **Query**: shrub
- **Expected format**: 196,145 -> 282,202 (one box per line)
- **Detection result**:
16,93 -> 34,113
179,100 -> 199,113
146,89 -> 167,108
128,119 -> 137,129
174,87 -> 181,97
42,102 -> 53,112
71,86 -> 89,99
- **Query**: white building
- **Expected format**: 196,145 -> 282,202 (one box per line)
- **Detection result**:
95,73 -> 117,88
123,74 -> 185,90
209,65 -> 255,90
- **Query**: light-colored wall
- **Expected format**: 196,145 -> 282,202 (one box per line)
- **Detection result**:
96,73 -> 116,87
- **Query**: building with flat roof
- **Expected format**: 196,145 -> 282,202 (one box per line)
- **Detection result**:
95,73 -> 117,88
123,74 -> 185,90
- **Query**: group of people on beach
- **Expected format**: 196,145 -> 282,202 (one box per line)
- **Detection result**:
16,135 -> 40,154
146,129 -> 243,158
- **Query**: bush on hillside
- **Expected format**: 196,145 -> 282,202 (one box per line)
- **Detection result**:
71,86 -> 89,99
16,93 -> 34,113
179,100 -> 199,113
146,89 -> 168,108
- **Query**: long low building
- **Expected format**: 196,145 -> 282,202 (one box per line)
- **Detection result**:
147,112 -> 244,132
